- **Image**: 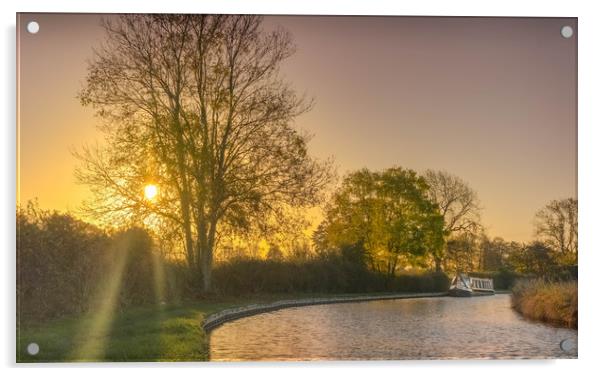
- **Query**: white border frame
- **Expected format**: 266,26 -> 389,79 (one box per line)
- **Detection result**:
3,1 -> 601,375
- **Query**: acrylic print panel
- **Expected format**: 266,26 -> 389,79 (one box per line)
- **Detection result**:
16,13 -> 577,362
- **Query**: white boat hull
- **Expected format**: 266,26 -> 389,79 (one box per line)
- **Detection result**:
449,274 -> 495,297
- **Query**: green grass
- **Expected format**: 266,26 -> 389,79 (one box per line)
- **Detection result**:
16,294 -> 309,362
511,279 -> 577,329
18,292 -> 398,362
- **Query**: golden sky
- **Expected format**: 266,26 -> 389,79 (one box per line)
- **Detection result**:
17,14 -> 577,242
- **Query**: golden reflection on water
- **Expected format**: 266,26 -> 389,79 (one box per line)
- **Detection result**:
209,295 -> 577,361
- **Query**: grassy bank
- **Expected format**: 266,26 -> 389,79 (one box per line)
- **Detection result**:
17,297 -> 247,362
18,292 -> 431,362
511,279 -> 577,329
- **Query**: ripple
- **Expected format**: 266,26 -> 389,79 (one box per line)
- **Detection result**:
209,295 -> 577,361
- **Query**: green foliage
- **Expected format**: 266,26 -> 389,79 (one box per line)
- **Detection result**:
316,167 -> 445,276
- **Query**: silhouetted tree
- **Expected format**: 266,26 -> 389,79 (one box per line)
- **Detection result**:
534,198 -> 577,265
76,15 -> 333,292
423,170 -> 482,271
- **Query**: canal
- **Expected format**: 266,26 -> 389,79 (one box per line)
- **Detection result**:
209,294 -> 577,360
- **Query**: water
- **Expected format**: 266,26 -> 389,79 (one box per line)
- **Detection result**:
209,294 -> 577,361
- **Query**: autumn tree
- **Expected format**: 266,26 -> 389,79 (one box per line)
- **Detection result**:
76,15 -> 332,292
534,198 -> 578,265
315,167 -> 445,277
423,169 -> 482,271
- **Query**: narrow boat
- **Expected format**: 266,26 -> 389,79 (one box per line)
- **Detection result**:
449,273 -> 495,297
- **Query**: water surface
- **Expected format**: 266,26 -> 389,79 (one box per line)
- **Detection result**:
209,294 -> 577,361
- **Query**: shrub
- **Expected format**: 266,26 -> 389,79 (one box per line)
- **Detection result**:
17,205 -> 162,323
17,207 -> 109,321
211,254 -> 450,296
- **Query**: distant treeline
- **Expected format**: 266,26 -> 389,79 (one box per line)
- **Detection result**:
17,204 -> 449,323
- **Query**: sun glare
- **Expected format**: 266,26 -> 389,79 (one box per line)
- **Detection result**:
144,184 -> 158,200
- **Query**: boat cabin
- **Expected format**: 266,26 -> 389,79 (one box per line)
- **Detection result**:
449,273 -> 494,297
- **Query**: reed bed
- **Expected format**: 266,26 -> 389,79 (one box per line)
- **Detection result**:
511,279 -> 577,329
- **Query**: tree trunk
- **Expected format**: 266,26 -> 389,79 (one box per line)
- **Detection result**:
180,191 -> 195,269
201,219 -> 218,293
201,252 -> 212,293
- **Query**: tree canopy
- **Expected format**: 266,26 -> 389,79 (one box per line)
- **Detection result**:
76,15 -> 333,291
314,167 -> 445,276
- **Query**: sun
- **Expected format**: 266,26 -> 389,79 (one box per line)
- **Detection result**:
144,184 -> 158,200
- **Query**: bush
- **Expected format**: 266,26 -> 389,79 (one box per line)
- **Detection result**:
17,208 -> 110,321
511,279 -> 577,329
17,206 -> 162,323
212,251 -> 450,296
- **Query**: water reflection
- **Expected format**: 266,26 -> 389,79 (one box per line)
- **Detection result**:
209,295 -> 577,361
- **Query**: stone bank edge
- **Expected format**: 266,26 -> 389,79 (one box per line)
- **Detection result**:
202,292 -> 448,332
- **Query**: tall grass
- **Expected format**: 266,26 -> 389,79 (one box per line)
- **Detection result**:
511,279 -> 577,329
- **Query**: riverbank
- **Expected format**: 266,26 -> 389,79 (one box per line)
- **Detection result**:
17,296 -> 251,362
204,292 -> 447,331
511,279 -> 577,329
17,292 -> 445,362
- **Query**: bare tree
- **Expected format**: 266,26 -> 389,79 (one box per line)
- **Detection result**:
423,170 -> 482,271
76,15 -> 332,292
534,198 -> 577,265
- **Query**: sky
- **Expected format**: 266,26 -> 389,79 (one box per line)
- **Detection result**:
17,14 -> 577,242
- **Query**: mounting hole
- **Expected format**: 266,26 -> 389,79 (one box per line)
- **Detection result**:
560,338 -> 577,353
26,21 -> 40,34
560,25 -> 573,39
26,342 -> 39,355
